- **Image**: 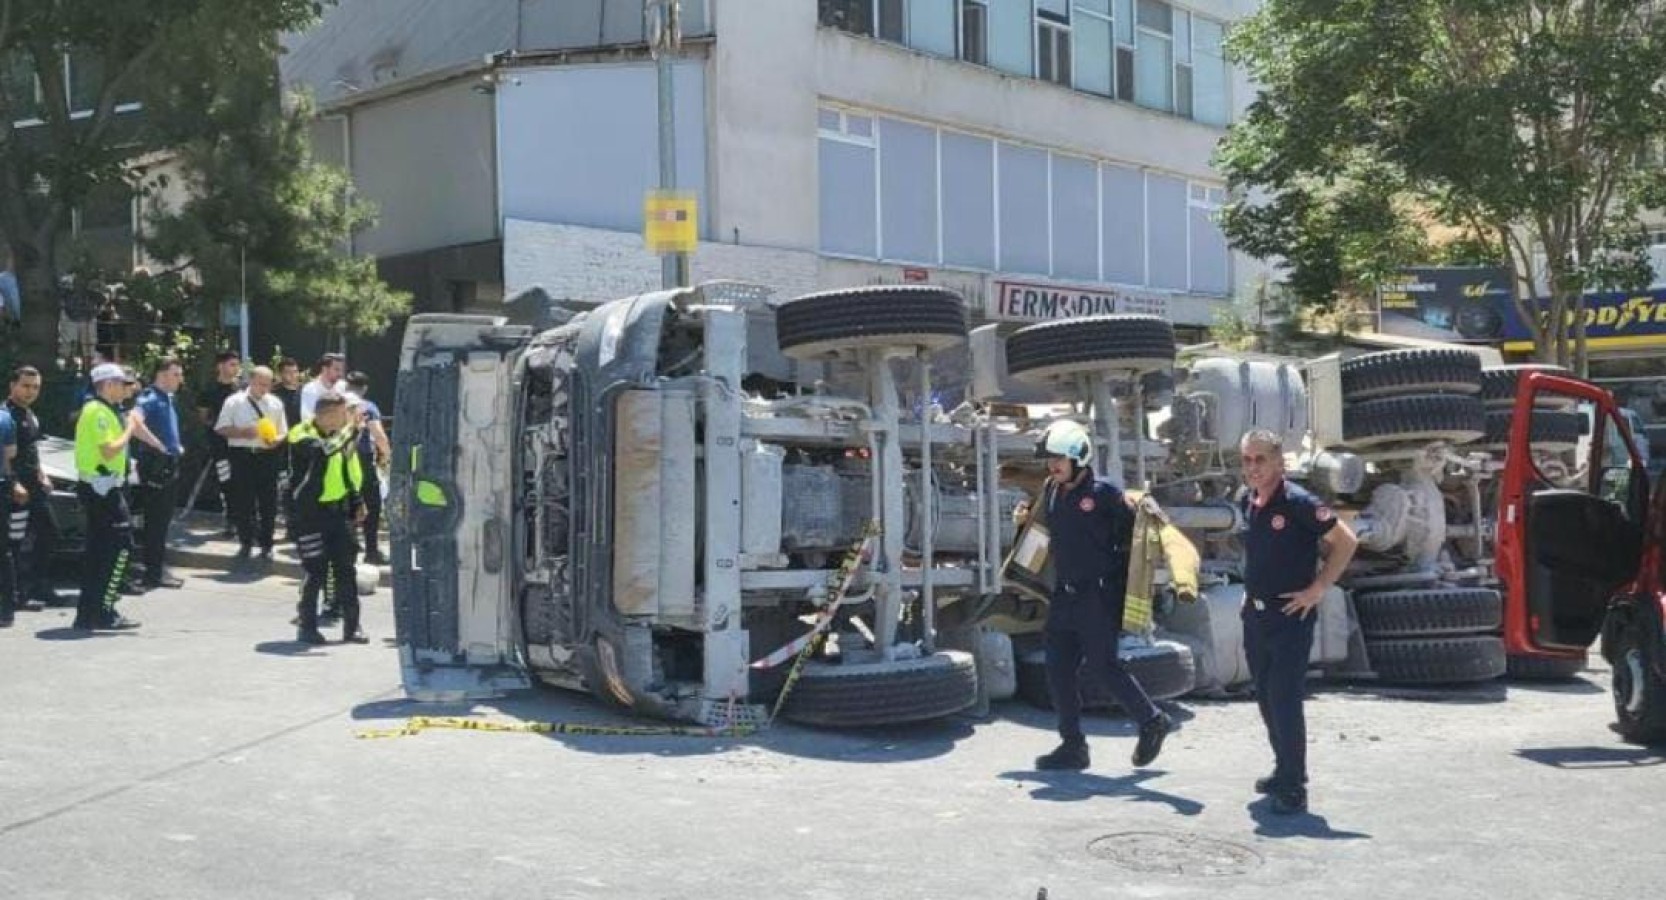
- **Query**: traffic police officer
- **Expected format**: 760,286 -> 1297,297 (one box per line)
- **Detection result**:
1031,420 -> 1176,771
74,363 -> 144,631
288,390 -> 367,645
1238,428 -> 1358,814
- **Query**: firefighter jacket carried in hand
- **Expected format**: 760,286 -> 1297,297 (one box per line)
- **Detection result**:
287,420 -> 363,519
1121,491 -> 1202,633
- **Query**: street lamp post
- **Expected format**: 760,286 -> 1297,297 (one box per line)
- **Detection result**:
648,0 -> 690,289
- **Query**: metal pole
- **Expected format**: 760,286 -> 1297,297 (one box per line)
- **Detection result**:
652,0 -> 689,289
917,352 -> 935,652
239,243 -> 250,363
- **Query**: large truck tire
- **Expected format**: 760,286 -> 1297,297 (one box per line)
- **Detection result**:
1603,604 -> 1666,745
1481,409 -> 1584,450
1480,364 -> 1576,407
1004,315 -> 1177,382
1504,653 -> 1587,681
1341,348 -> 1482,400
1013,641 -> 1196,712
778,651 -> 978,728
1366,635 -> 1507,684
1343,395 -> 1486,447
1354,587 -> 1503,638
775,286 -> 968,360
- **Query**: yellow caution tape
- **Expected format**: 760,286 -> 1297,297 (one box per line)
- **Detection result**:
357,522 -> 882,741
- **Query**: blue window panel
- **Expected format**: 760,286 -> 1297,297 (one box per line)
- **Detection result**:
879,118 -> 939,263
1051,155 -> 1099,281
942,131 -> 996,269
1147,173 -> 1189,290
820,138 -> 877,257
1101,164 -> 1145,285
998,142 -> 1050,275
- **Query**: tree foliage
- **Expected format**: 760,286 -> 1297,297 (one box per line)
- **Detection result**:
0,0 -> 406,368
1219,0 -> 1666,368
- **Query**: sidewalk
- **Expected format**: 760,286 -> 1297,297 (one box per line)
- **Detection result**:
166,512 -> 393,588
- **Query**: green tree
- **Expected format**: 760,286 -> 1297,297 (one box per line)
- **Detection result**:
1219,0 -> 1666,371
0,0 -> 326,365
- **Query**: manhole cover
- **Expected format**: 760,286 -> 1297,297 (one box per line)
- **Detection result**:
1087,831 -> 1263,877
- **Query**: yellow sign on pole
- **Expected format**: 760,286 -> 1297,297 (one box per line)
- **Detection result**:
644,190 -> 698,254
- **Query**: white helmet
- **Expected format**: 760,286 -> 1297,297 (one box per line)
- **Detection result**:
1036,420 -> 1093,466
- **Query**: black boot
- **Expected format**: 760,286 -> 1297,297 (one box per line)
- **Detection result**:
1035,739 -> 1090,771
1270,788 -> 1308,815
1132,712 -> 1175,767
1254,774 -> 1278,795
297,627 -> 328,645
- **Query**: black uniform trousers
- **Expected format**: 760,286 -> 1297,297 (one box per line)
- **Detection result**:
14,479 -> 56,602
0,485 -> 15,622
1242,598 -> 1317,792
357,449 -> 382,560
1045,579 -> 1161,742
75,484 -> 133,628
295,508 -> 360,635
135,473 -> 178,583
228,448 -> 280,551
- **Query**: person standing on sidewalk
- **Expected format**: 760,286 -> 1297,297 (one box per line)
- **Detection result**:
288,391 -> 367,645
6,366 -> 56,611
299,353 -> 346,421
273,358 -> 304,540
73,364 -> 143,632
1237,428 -> 1359,815
343,371 -> 390,566
132,358 -> 186,591
198,351 -> 243,538
1027,420 -> 1175,772
215,366 -> 288,560
0,401 -> 16,628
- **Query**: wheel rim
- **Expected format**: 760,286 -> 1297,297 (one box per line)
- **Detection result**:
1617,647 -> 1646,716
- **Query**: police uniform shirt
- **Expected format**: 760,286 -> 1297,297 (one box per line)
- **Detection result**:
4,399 -> 40,485
1240,479 -> 1338,601
0,407 -> 14,482
1047,468 -> 1136,587
134,387 -> 182,458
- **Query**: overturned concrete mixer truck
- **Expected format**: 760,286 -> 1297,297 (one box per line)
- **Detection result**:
386,282 -> 1554,728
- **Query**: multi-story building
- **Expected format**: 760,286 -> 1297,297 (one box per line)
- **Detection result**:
283,0 -> 1266,382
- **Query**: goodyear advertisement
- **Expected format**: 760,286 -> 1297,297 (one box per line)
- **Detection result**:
1377,267 -> 1510,343
1499,287 -> 1666,352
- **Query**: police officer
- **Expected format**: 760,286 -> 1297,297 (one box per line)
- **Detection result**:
1237,428 -> 1359,814
1030,420 -> 1175,771
0,399 -> 15,627
133,357 -> 186,590
343,371 -> 390,565
288,391 -> 367,645
73,363 -> 144,631
6,366 -> 56,610
198,350 -> 243,537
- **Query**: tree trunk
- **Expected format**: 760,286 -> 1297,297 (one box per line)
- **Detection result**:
16,242 -> 60,369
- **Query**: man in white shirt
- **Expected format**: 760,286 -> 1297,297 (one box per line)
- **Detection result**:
216,366 -> 289,559
299,353 -> 346,421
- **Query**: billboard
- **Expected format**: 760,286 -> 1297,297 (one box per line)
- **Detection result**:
1500,288 -> 1666,352
988,278 -> 1170,322
1377,267 -> 1511,343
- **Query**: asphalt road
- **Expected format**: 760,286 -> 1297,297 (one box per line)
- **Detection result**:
2,570 -> 1662,900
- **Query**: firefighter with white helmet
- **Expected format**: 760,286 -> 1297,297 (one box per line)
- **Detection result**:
1029,419 -> 1176,771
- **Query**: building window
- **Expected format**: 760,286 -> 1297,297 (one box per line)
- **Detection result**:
1189,183 -> 1230,295
879,117 -> 939,263
1192,17 -> 1229,126
819,108 -> 879,258
878,0 -> 907,42
1073,1 -> 1113,96
820,0 -> 874,35
988,0 -> 1034,77
960,0 -> 989,65
1134,0 -> 1174,112
1037,5 -> 1072,87
910,0 -> 958,55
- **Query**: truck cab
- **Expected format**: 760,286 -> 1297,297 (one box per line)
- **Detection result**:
1495,370 -> 1666,743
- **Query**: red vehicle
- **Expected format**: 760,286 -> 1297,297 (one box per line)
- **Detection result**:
1495,371 -> 1666,743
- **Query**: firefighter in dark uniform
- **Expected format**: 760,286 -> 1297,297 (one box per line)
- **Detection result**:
73,364 -> 144,631
1029,420 -> 1176,771
288,390 -> 368,645
1237,428 -> 1358,814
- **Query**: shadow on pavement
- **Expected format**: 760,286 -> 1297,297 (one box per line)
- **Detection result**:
1000,769 -> 1205,816
254,640 -> 330,657
990,697 -> 1200,735
208,566 -> 274,586
1247,797 -> 1372,840
1317,681 -> 1508,705
1503,678 -> 1607,697
1514,745 -> 1666,769
33,627 -> 100,642
348,688 -> 979,762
